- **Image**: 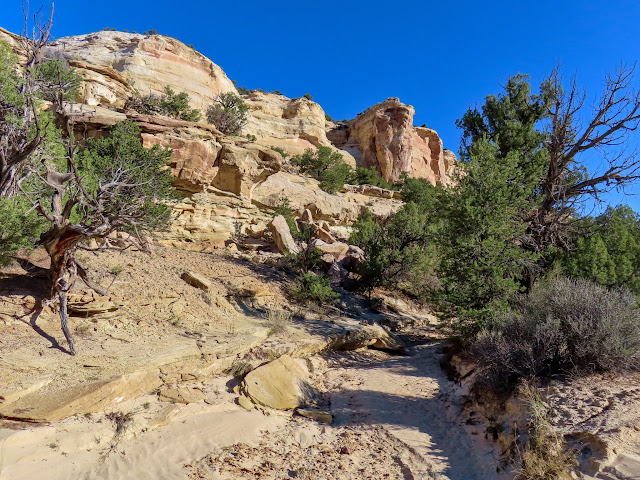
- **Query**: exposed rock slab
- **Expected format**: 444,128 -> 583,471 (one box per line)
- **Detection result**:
241,355 -> 311,410
43,31 -> 237,110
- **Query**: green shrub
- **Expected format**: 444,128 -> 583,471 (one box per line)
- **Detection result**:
206,92 -> 249,134
303,93 -> 313,100
125,86 -> 201,122
290,272 -> 339,305
35,57 -> 82,102
270,146 -> 289,159
348,166 -> 396,190
237,86 -> 250,95
291,146 -> 352,194
246,134 -> 257,142
473,277 -> 640,389
143,29 -> 158,35
325,113 -> 332,121
0,197 -> 44,266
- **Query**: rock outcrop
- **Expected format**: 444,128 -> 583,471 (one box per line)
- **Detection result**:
244,91 -> 356,167
2,28 -> 451,250
327,97 -> 455,184
241,355 -> 312,410
43,31 -> 237,110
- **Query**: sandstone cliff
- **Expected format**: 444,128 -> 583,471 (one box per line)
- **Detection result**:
327,98 -> 455,185
43,31 -> 238,110
2,27 -> 453,249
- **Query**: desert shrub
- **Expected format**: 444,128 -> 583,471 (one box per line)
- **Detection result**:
349,205 -> 438,297
290,272 -> 339,305
325,113 -> 332,121
516,384 -> 576,480
246,134 -> 257,142
270,146 -> 289,159
206,92 -> 249,134
265,309 -> 292,336
0,197 -> 44,266
34,57 -> 82,102
303,93 -> 313,100
143,29 -> 158,35
473,277 -> 640,389
348,166 -> 396,190
125,86 -> 201,121
272,197 -> 297,234
291,146 -> 352,194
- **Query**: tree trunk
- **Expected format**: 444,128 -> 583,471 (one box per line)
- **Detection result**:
43,227 -> 85,355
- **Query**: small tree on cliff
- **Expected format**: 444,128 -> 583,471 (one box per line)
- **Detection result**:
291,146 -> 353,194
23,120 -> 175,354
206,92 -> 249,134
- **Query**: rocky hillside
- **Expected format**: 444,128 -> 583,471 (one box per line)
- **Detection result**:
1,27 -> 455,250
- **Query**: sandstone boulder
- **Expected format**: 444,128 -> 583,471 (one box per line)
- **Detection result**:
270,215 -> 300,254
241,355 -> 312,410
329,323 -> 405,353
309,239 -> 349,261
181,271 -> 212,291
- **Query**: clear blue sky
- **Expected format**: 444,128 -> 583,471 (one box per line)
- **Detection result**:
1,0 -> 639,209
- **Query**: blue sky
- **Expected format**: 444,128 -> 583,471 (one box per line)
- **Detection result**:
1,0 -> 639,209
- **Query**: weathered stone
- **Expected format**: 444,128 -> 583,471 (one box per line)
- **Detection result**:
309,239 -> 349,262
329,323 -> 405,353
181,271 -> 212,291
241,355 -> 311,410
0,370 -> 162,422
270,215 -> 300,254
296,408 -> 333,424
159,385 -> 204,404
236,395 -> 255,411
43,31 -> 237,110
316,227 -> 336,244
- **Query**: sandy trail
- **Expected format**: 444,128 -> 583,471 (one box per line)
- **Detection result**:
324,340 -> 500,480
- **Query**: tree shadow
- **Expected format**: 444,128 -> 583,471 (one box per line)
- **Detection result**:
326,344 -> 501,480
0,271 -> 73,355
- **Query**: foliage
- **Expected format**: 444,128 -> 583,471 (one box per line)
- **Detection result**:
473,277 -> 640,389
0,196 -> 43,266
433,138 -> 541,334
206,92 -> 249,134
291,146 -> 352,194
270,146 -> 289,159
75,120 -> 175,232
557,205 -> 640,295
303,93 -> 313,100
348,166 -> 396,190
516,384 -> 576,480
125,86 -> 201,122
34,56 -> 82,102
290,272 -> 339,305
143,29 -> 158,35
325,113 -> 332,121
246,134 -> 257,142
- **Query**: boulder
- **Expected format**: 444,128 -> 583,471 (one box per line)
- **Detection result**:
270,215 -> 300,254
181,271 -> 212,291
316,227 -> 336,244
309,239 -> 349,261
241,355 -> 312,410
296,408 -> 333,424
329,323 -> 405,353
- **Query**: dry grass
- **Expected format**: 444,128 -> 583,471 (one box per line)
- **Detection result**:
265,308 -> 292,337
516,383 -> 576,480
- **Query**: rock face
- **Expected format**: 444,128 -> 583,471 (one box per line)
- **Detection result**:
244,91 -> 356,167
43,31 -> 237,109
2,28 -> 451,249
328,98 -> 455,184
241,355 -> 311,410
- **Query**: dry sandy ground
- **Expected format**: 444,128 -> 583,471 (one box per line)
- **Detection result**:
2,247 -> 640,480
